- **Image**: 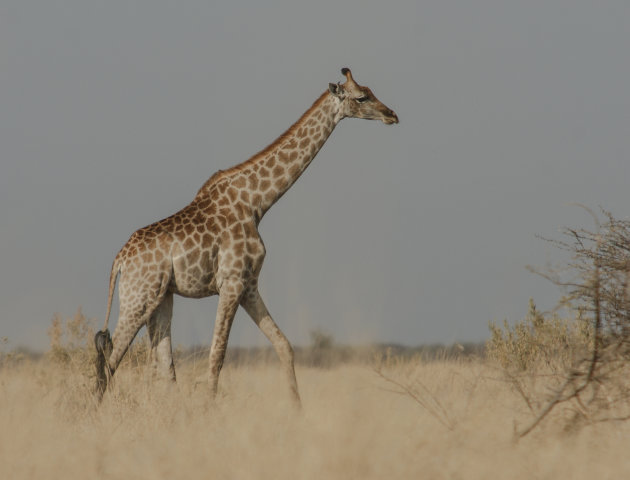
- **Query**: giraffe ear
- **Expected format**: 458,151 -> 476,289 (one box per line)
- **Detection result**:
328,83 -> 344,97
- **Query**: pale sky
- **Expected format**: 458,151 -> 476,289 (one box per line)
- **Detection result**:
2,1 -> 629,350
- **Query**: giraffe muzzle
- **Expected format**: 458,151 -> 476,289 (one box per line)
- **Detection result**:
383,109 -> 399,125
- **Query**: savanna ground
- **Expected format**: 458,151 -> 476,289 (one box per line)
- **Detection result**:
2,308 -> 630,480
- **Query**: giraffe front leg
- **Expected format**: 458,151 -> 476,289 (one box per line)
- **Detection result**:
208,276 -> 244,398
241,288 -> 301,407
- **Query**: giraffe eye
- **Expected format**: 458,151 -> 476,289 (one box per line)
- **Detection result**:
355,96 -> 369,104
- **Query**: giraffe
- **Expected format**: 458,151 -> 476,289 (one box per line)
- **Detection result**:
94,67 -> 398,405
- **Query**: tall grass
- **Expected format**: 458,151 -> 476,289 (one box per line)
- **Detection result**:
1,311 -> 630,479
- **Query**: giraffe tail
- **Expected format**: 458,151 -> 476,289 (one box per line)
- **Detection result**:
94,329 -> 113,401
94,255 -> 120,402
102,254 -> 122,332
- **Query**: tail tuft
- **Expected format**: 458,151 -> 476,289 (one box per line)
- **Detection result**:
94,329 -> 113,402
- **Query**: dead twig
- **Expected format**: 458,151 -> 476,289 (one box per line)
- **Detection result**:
373,367 -> 455,430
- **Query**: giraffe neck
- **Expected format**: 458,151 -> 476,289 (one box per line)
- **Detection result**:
196,91 -> 342,221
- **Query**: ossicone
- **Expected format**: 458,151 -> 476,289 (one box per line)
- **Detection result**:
341,67 -> 355,83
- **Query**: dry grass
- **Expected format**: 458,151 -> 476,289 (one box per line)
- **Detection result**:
487,299 -> 593,373
2,351 -> 630,480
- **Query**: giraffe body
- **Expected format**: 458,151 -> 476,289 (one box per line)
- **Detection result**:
95,68 -> 398,404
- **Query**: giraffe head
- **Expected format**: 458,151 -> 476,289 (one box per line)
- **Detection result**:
328,68 -> 399,125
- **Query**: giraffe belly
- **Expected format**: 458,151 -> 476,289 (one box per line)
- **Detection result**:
170,250 -> 218,298
170,272 -> 217,298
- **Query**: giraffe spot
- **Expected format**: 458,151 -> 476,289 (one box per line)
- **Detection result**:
234,259 -> 244,270
259,179 -> 271,192
248,175 -> 259,190
145,237 -> 157,250
227,187 -> 238,203
265,156 -> 276,169
240,190 -> 250,203
197,198 -> 211,209
192,211 -> 206,224
155,250 -> 164,262
210,221 -> 222,234
259,167 -> 270,177
289,151 -> 298,161
231,225 -> 245,240
278,151 -> 290,164
275,177 -> 289,191
183,237 -> 195,250
202,233 -> 213,248
142,252 -> 153,263
226,212 -> 238,224
288,164 -> 301,177
246,240 -> 263,255
285,139 -> 297,149
299,138 -> 310,150
264,190 -> 276,204
158,234 -> 171,249
187,248 -> 200,264
221,232 -> 232,248
243,223 -> 257,237
252,193 -> 262,205
306,118 -> 316,126
272,165 -> 285,177
232,176 -> 246,188
297,127 -> 307,138
233,241 -> 245,257
235,203 -> 248,221
184,224 -> 194,235
218,196 -> 230,207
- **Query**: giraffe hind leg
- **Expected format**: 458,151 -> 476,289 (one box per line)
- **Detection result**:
147,292 -> 176,382
99,276 -> 171,400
